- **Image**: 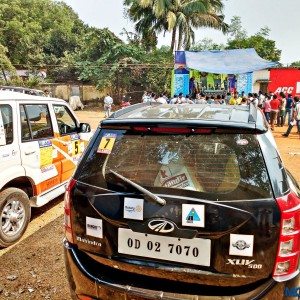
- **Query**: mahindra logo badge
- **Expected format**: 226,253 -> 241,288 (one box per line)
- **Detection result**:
232,240 -> 251,250
148,219 -> 175,233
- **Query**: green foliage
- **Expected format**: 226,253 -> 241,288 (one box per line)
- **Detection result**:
0,0 -> 85,66
226,16 -> 281,62
190,38 -> 225,51
0,44 -> 15,71
227,16 -> 247,40
124,0 -> 227,51
290,61 -> 300,67
76,41 -> 173,102
0,44 -> 16,83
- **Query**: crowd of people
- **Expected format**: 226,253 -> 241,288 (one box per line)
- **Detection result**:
141,90 -> 300,136
103,91 -> 300,138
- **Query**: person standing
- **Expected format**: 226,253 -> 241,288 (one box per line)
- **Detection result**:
270,95 -> 280,130
252,93 -> 259,108
170,95 -> 178,104
284,93 -> 294,125
103,93 -> 114,118
229,93 -> 238,105
156,94 -> 168,104
282,97 -> 300,137
263,95 -> 271,123
225,92 -> 231,105
142,91 -> 150,103
174,93 -> 186,104
240,97 -> 248,106
189,77 -> 196,98
195,93 -> 207,104
258,91 -> 265,109
277,92 -> 286,127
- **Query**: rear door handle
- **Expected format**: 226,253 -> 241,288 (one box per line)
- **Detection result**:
25,151 -> 36,155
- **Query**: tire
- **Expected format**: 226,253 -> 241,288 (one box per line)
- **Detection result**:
0,188 -> 31,248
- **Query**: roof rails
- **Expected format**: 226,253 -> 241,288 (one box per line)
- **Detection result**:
248,103 -> 257,123
109,102 -> 161,119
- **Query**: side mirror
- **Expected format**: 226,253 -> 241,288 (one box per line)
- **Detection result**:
79,123 -> 91,133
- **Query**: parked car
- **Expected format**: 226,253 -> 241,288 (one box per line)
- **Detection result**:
64,103 -> 300,299
0,91 -> 91,247
0,85 -> 46,97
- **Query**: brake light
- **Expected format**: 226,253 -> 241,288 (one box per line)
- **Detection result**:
64,178 -> 76,244
273,192 -> 300,281
132,126 -> 212,134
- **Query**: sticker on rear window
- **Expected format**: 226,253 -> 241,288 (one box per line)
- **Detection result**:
98,133 -> 117,154
229,234 -> 254,257
182,204 -> 205,228
236,139 -> 248,146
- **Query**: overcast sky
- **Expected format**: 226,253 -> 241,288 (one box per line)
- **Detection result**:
62,0 -> 300,64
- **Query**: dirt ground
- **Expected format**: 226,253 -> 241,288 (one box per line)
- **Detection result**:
0,107 -> 299,300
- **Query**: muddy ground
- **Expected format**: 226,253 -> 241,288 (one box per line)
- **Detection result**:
0,107 -> 299,300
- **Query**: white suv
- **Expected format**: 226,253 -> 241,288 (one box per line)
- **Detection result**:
0,91 -> 92,247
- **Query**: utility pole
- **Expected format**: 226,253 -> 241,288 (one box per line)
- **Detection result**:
1,66 -> 8,84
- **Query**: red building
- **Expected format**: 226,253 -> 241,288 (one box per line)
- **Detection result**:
268,68 -> 300,96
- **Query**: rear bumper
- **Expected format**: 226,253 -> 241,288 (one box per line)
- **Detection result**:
64,240 -> 297,300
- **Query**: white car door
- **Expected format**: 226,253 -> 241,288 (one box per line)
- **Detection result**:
0,102 -> 23,188
18,103 -> 60,195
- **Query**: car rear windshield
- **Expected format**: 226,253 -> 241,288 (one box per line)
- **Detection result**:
77,129 -> 273,201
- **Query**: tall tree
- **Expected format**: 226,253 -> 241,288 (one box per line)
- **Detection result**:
190,37 -> 225,51
290,61 -> 300,67
227,16 -> 247,40
124,0 -> 227,51
0,0 -> 85,66
226,16 -> 281,62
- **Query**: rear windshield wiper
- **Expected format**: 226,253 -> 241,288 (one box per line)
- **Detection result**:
109,170 -> 166,206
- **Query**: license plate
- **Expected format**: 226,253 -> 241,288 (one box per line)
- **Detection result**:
118,228 -> 211,266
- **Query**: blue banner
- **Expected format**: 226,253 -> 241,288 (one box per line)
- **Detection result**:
237,72 -> 253,95
174,74 -> 189,96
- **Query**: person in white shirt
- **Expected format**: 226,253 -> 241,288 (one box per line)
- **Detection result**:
176,93 -> 186,104
251,93 -> 259,108
142,91 -> 150,103
170,95 -> 178,104
258,91 -> 265,108
103,94 -> 114,117
195,93 -> 207,104
156,94 -> 168,104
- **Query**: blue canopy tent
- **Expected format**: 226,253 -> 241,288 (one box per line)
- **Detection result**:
172,48 -> 278,96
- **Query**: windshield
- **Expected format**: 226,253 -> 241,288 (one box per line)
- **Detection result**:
77,129 -> 273,201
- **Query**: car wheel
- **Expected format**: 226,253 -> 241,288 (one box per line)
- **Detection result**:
0,188 -> 31,248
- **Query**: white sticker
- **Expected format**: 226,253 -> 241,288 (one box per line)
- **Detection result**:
229,234 -> 254,257
124,198 -> 144,220
296,82 -> 300,94
86,217 -> 103,238
182,204 -> 205,228
40,165 -> 58,181
67,143 -> 72,154
80,142 -> 85,152
236,139 -> 248,146
52,149 -> 58,158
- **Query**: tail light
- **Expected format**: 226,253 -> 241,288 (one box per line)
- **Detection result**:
273,192 -> 300,281
64,178 -> 77,244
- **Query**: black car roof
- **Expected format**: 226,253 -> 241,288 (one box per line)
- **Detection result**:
101,103 -> 268,132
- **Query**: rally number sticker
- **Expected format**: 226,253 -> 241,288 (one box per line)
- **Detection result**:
72,140 -> 80,156
98,133 -> 117,154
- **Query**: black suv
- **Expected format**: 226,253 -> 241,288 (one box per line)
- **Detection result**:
64,103 -> 300,299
